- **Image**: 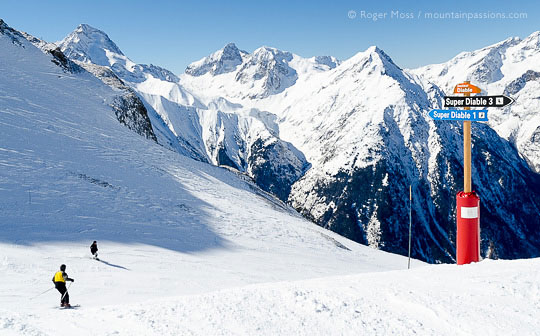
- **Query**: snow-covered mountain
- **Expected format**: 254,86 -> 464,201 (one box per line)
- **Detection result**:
180,41 -> 540,262
411,32 -> 540,173
58,26 -> 310,200
0,16 -> 409,295
8,19 -> 540,263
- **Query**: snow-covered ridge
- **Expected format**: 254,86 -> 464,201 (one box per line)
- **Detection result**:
9,19 -> 540,263
181,43 -> 340,101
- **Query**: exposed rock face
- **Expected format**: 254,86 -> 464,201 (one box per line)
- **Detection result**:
111,92 -> 158,142
48,48 -> 84,74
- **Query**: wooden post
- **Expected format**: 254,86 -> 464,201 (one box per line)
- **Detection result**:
463,81 -> 471,193
453,80 -> 481,265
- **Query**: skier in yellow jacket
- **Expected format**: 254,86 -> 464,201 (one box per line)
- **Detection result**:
52,264 -> 74,307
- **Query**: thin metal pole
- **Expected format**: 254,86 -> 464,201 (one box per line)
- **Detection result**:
61,282 -> 72,301
29,286 -> 55,300
408,184 -> 412,269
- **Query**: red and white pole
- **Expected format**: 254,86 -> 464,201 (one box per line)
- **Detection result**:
456,191 -> 480,264
456,81 -> 480,265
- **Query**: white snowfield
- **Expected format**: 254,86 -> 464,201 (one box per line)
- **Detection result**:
1,23 -> 539,336
2,249 -> 539,336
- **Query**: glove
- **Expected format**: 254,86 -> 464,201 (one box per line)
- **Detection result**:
71,279 -> 75,282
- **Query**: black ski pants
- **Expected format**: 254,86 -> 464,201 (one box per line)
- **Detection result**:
54,282 -> 69,304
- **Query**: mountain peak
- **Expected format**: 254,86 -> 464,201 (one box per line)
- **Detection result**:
248,46 -> 294,68
254,45 -> 277,53
58,23 -> 124,65
185,42 -> 247,76
521,30 -> 540,49
252,46 -> 292,58
73,23 -> 112,38
234,45 -> 297,98
344,45 -> 401,76
222,42 -> 239,51
76,23 -> 96,32
367,46 -> 398,65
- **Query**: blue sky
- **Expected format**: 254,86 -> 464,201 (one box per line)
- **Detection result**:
2,0 -> 538,74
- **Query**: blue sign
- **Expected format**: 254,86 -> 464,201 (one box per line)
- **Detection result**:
429,109 -> 488,121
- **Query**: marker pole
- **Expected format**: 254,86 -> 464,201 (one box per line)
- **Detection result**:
456,81 -> 480,265
463,82 -> 471,193
408,184 -> 412,269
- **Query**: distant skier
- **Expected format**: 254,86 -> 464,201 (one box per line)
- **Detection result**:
52,264 -> 74,307
90,241 -> 98,260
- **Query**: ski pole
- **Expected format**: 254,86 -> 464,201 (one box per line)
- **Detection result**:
61,282 -> 73,301
30,286 -> 55,300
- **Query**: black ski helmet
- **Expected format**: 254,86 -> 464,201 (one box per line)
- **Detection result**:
60,264 -> 66,271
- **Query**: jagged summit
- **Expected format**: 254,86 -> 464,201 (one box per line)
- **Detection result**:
233,46 -> 297,98
185,42 -> 248,76
370,46 -> 401,69
221,42 -> 242,53
338,45 -> 404,81
58,23 -> 124,65
343,46 -> 390,65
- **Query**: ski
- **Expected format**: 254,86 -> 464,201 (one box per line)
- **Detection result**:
56,304 -> 80,309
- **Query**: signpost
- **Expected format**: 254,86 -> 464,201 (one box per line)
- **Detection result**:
460,82 -> 476,265
428,81 -> 514,265
443,95 -> 514,108
429,109 -> 488,121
